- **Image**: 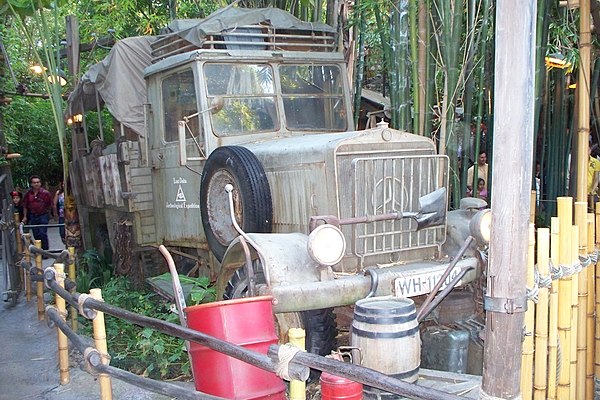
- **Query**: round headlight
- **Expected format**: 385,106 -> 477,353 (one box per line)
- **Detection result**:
469,209 -> 491,244
307,224 -> 346,266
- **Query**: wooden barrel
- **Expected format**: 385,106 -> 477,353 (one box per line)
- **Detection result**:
351,296 -> 421,383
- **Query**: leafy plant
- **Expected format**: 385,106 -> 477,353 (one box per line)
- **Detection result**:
80,276 -> 191,380
75,249 -> 113,293
154,273 -> 216,305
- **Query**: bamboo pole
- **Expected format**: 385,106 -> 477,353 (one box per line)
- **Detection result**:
571,225 -> 580,400
54,263 -> 69,385
534,227 -> 550,400
587,213 -> 596,398
558,197 -> 573,398
595,203 -> 600,392
548,217 -> 560,400
68,247 -> 77,332
521,223 -> 536,400
35,239 -> 44,321
576,0 -> 591,203
576,201 -> 588,399
288,328 -> 306,400
24,233 -> 31,302
90,288 -> 113,400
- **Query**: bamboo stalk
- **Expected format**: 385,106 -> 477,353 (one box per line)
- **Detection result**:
534,227 -> 550,400
575,202 -> 588,399
24,233 -> 31,302
557,197 -> 573,398
571,225 -> 580,400
288,328 -> 306,400
521,223 -> 536,400
68,247 -> 77,332
90,288 -> 113,400
594,203 -> 600,390
548,217 -> 560,400
54,263 -> 69,385
587,213 -> 596,398
35,239 -> 44,321
577,0 -> 591,203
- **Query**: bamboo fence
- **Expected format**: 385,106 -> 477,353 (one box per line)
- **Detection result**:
522,197 -> 600,400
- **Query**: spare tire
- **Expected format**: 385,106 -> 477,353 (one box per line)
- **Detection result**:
200,146 -> 272,261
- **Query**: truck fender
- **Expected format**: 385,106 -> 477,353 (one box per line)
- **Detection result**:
215,232 -> 322,298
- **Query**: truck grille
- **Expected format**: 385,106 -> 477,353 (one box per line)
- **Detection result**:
337,153 -> 448,266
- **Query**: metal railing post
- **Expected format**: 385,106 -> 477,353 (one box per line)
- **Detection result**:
55,263 -> 70,385
35,239 -> 44,320
90,288 -> 113,400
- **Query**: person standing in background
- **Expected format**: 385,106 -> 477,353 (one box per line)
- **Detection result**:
10,191 -> 23,222
22,175 -> 53,250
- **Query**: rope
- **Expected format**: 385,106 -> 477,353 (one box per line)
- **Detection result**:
275,344 -> 302,381
579,254 -> 591,268
77,294 -> 97,320
590,250 -> 598,264
550,260 -> 563,281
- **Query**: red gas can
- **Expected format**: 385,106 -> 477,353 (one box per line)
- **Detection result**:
320,371 -> 363,400
184,296 -> 285,400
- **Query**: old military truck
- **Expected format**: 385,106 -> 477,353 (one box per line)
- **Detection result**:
67,7 -> 488,358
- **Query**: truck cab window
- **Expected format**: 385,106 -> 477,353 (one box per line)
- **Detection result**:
280,65 -> 346,132
162,69 -> 200,142
204,63 -> 278,136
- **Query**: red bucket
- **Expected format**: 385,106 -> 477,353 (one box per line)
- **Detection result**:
184,296 -> 285,400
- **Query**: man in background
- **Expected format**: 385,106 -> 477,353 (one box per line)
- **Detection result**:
22,175 -> 53,250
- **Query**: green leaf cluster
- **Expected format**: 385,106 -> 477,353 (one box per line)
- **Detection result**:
80,276 -> 192,380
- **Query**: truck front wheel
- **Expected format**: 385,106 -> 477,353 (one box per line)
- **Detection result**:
200,146 -> 272,262
223,265 -> 337,378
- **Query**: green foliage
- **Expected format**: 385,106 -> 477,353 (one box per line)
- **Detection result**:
3,96 -> 64,186
80,276 -> 191,380
154,272 -> 216,305
75,249 -> 113,293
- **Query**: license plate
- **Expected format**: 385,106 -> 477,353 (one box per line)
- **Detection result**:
394,265 -> 463,297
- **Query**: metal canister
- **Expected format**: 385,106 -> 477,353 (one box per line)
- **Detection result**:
320,370 -> 363,400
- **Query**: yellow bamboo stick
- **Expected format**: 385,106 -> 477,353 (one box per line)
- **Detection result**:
288,328 -> 306,400
557,197 -> 573,399
534,227 -> 550,400
571,225 -> 579,400
35,239 -> 44,321
55,263 -> 70,385
68,247 -> 77,332
90,288 -> 113,400
521,223 -> 536,400
586,213 -> 596,399
24,233 -> 31,302
576,202 -> 588,400
595,203 -> 600,382
548,217 -> 560,400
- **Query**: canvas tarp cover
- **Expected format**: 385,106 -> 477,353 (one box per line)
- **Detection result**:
67,7 -> 335,136
66,36 -> 154,136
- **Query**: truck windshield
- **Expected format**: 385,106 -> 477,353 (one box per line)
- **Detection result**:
204,62 -> 347,136
280,64 -> 346,132
204,64 -> 278,136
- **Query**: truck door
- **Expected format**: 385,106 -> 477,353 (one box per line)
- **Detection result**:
152,66 -> 207,247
